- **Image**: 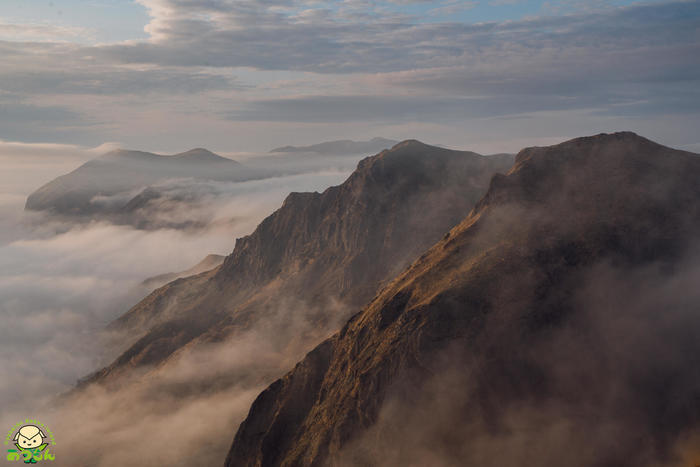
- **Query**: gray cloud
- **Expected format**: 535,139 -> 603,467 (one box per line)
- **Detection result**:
0,1 -> 697,156
0,69 -> 237,96
0,102 -> 85,124
227,94 -> 601,122
94,1 -> 700,74
89,1 -> 700,132
0,101 -> 95,143
225,86 -> 700,123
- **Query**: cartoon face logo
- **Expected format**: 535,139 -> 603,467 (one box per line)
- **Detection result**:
13,426 -> 45,450
5,420 -> 55,463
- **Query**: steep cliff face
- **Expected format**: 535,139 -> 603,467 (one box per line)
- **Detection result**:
86,141 -> 513,386
226,133 -> 700,467
217,140 -> 514,303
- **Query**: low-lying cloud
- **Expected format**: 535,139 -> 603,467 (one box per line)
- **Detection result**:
0,143 -> 360,448
338,250 -> 700,467
29,288 -> 350,466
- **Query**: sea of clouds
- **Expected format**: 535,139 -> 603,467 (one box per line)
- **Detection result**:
0,140 -> 362,440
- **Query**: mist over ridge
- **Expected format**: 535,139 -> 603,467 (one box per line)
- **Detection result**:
44,139 -> 512,466
0,138 -> 370,453
2,131 -> 700,466
226,132 -> 700,467
2,0 -> 700,465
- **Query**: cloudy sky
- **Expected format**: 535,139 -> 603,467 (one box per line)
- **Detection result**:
1,0 -> 699,153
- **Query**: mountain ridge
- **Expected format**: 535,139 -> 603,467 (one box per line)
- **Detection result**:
81,140 -> 514,390
270,137 -> 398,155
225,132 -> 700,467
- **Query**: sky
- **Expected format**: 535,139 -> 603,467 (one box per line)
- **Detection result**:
0,0 -> 699,153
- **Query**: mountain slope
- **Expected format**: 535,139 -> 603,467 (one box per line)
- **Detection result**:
225,132 -> 700,467
85,141 -> 513,386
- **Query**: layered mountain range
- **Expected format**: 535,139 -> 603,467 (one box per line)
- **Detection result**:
83,141 -> 513,389
225,133 -> 700,466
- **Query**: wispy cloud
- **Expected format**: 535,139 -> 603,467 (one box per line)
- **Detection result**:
0,20 -> 95,42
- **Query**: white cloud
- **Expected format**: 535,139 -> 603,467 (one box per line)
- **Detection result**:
0,143 -> 357,422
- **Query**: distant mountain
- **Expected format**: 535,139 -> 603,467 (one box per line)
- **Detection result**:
140,254 -> 225,291
226,133 -> 700,467
24,148 -> 256,220
82,141 -> 513,390
270,137 -> 398,155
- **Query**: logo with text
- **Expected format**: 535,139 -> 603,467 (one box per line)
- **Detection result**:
4,420 -> 55,464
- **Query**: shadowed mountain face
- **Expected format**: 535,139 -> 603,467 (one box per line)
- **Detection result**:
270,137 -> 398,155
84,141 -> 513,387
226,133 -> 700,467
24,148 -> 253,220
